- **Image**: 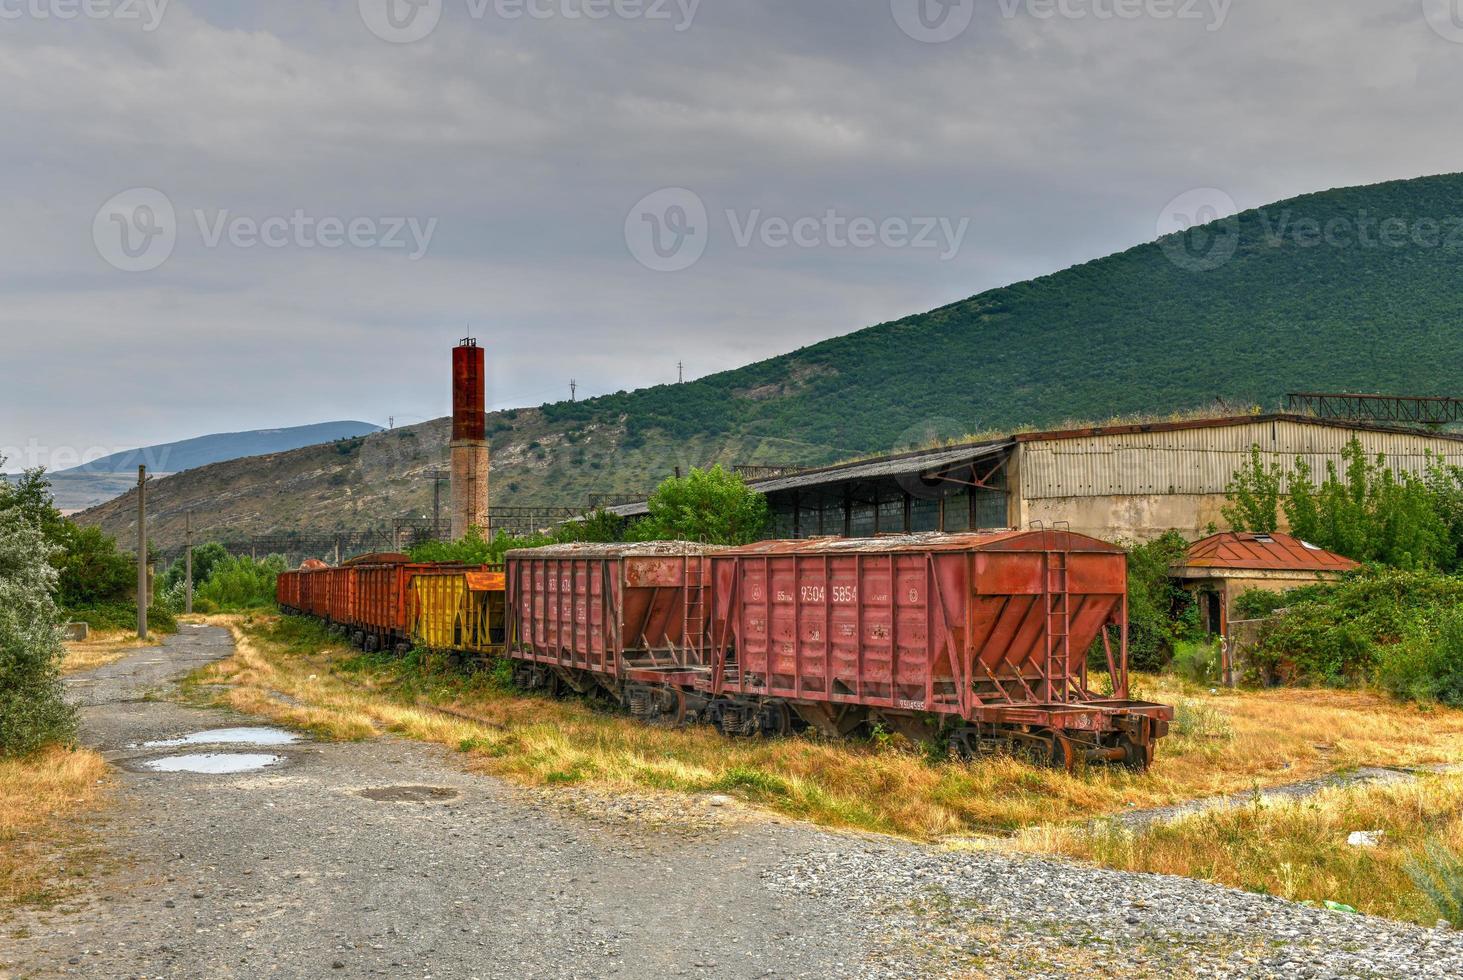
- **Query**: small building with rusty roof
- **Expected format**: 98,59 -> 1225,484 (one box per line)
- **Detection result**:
1170,531 -> 1359,636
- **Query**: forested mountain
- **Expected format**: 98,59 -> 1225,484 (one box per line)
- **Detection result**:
79,173 -> 1463,549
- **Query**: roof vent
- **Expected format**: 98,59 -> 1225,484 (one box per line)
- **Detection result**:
1253,534 -> 1275,543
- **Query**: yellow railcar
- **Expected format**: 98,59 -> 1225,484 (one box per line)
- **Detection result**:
409,566 -> 506,655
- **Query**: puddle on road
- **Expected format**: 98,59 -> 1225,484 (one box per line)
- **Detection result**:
141,753 -> 285,774
136,727 -> 300,749
360,786 -> 460,803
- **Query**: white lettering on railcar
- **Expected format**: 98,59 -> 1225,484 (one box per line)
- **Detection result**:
800,585 -> 826,603
832,585 -> 858,603
898,699 -> 927,711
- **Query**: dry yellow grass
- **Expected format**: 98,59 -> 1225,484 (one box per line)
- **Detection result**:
62,631 -> 158,675
0,747 -> 109,909
195,614 -> 1463,845
1019,774 -> 1463,925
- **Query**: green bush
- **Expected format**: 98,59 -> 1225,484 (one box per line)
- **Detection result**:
1377,609 -> 1463,707
1247,567 -> 1463,688
1407,839 -> 1463,927
631,465 -> 769,546
1171,639 -> 1222,685
67,601 -> 176,635
196,554 -> 286,611
0,510 -> 75,756
1119,531 -> 1200,672
54,522 -> 135,607
160,542 -> 229,594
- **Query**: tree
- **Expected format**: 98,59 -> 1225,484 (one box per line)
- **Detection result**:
162,542 -> 229,593
53,522 -> 135,607
1280,439 -> 1448,570
0,460 -> 136,609
0,509 -> 76,756
634,465 -> 769,545
1221,445 -> 1282,533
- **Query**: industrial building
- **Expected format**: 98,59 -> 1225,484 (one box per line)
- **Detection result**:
615,414 -> 1463,543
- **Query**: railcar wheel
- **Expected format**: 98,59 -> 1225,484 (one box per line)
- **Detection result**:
1048,734 -> 1078,773
1117,734 -> 1154,773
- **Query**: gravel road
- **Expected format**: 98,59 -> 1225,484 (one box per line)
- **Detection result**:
3,625 -> 1461,979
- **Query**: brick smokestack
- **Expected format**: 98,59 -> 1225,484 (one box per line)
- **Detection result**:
451,339 -> 489,539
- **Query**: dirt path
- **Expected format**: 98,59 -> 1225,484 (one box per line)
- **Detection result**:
6,626 -> 1463,979
2,626 -> 870,979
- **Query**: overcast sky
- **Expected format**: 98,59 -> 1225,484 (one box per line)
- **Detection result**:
3,0 -> 1460,471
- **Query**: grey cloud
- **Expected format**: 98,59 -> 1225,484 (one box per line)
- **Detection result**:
1,0 -> 1456,468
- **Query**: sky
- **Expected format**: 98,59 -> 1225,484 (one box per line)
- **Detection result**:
4,0 -> 1462,472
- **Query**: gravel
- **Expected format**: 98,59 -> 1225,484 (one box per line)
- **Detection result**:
766,842 -> 1463,978
7,625 -> 1460,979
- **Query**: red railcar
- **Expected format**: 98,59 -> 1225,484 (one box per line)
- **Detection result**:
505,542 -> 719,712
345,554 -> 416,649
276,569 -> 300,612
706,531 -> 1171,767
504,532 -> 1172,768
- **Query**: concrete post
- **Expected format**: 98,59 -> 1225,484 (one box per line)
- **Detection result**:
136,466 -> 147,639
184,510 -> 193,615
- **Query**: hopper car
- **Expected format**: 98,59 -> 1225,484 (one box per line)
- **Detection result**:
275,530 -> 1172,769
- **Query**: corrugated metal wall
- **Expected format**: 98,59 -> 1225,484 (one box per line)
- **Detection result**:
1021,419 -> 1463,500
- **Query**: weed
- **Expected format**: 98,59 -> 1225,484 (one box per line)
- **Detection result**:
1406,838 -> 1463,926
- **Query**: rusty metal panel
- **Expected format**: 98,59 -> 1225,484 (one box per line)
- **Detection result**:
1021,418 -> 1463,500
711,531 -> 1128,719
506,545 -> 717,674
325,567 -> 358,625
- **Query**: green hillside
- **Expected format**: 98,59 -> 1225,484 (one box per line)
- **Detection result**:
79,172 -> 1463,552
546,172 -> 1463,456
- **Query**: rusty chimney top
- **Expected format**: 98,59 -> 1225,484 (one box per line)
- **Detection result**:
450,339 -> 490,539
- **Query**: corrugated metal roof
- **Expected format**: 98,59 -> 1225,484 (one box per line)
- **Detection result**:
504,540 -> 723,559
1176,532 -> 1359,572
603,439 -> 1013,518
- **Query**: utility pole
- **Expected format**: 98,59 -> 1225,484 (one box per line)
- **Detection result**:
570,379 -> 577,402
389,416 -> 395,430
136,466 -> 147,639
184,510 -> 194,615
424,469 -> 449,540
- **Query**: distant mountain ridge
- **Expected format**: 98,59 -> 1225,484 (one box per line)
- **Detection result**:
59,421 -> 382,476
32,421 -> 380,513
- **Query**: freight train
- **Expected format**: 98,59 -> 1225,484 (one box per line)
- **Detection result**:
276,529 -> 1173,770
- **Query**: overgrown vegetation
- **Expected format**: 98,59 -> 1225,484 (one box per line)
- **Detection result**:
407,466 -> 768,563
1225,437 -> 1463,571
0,510 -> 76,756
629,464 -> 770,545
1120,531 -> 1202,672
1024,773 -> 1463,927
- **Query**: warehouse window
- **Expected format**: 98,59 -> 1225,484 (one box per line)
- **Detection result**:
849,499 -> 876,538
976,490 -> 1008,530
877,495 -> 905,534
942,490 -> 971,532
911,496 -> 940,532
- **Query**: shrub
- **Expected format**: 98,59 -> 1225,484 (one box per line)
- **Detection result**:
196,554 -> 286,611
67,601 -> 176,635
0,511 -> 75,756
1407,839 -> 1463,927
1247,567 -> 1463,688
53,522 -> 135,608
1170,639 -> 1222,685
632,465 -> 769,546
1119,531 -> 1199,672
1376,609 -> 1463,707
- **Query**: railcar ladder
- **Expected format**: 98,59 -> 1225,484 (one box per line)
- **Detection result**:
1043,523 -> 1072,704
683,556 -> 707,666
